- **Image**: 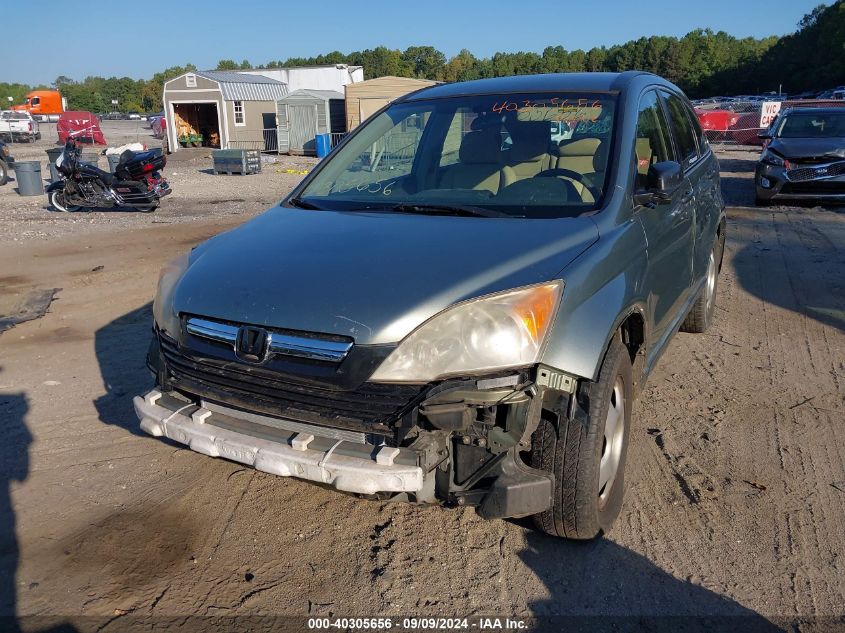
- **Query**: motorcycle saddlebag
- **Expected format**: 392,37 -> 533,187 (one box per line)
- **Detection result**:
115,151 -> 166,180
112,180 -> 157,204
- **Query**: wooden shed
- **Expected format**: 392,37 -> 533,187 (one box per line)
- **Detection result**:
163,71 -> 287,152
276,89 -> 345,155
345,76 -> 437,130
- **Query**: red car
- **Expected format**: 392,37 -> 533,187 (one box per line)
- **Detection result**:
694,108 -> 740,140
694,107 -> 765,146
151,115 -> 167,139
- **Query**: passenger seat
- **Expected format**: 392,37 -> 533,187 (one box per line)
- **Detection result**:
439,127 -> 508,194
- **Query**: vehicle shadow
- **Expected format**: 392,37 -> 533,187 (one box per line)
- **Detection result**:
519,531 -> 782,632
733,241 -> 845,333
93,302 -> 156,437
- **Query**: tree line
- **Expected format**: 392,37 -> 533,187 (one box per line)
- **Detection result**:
2,2 -> 841,114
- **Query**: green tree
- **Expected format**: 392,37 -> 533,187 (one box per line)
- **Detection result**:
216,59 -> 239,70
402,46 -> 446,79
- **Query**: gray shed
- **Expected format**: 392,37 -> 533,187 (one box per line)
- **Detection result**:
276,89 -> 345,155
163,70 -> 287,152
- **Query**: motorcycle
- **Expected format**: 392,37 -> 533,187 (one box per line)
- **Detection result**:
46,136 -> 171,213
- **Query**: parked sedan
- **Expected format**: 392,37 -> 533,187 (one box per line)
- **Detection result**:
756,107 -> 845,205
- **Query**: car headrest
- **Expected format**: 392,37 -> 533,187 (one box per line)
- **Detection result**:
506,122 -> 550,162
459,129 -> 502,165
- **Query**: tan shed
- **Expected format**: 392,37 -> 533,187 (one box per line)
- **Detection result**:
344,76 -> 437,130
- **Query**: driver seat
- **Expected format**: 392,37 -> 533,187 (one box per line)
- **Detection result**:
555,138 -> 602,202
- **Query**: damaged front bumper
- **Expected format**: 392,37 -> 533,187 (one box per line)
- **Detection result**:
135,389 -> 425,494
141,330 -> 579,519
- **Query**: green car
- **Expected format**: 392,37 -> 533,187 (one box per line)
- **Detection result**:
138,71 -> 725,539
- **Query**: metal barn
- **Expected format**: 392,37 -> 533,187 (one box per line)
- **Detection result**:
276,90 -> 346,155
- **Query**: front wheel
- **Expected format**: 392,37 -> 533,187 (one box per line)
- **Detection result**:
49,189 -> 82,212
531,334 -> 632,539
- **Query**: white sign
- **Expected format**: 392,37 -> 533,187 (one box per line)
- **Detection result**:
111,99 -> 118,105
760,101 -> 782,128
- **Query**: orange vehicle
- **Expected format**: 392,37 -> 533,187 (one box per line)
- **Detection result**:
12,90 -> 67,121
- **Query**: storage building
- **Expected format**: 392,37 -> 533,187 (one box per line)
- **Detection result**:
276,90 -> 345,155
162,70 -> 287,152
242,65 -> 364,93
345,76 -> 437,130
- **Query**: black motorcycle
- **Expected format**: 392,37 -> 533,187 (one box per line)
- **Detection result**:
47,137 -> 171,212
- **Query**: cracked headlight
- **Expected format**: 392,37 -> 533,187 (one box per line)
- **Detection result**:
371,281 -> 563,383
760,149 -> 785,167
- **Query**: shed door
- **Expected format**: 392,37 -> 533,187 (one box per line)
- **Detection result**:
289,104 -> 318,154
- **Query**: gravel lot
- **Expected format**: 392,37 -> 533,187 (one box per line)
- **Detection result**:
0,127 -> 843,631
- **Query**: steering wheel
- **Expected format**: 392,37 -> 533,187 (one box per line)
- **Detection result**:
534,168 -> 600,202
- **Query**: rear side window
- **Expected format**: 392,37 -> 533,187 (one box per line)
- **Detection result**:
634,90 -> 675,189
661,91 -> 699,169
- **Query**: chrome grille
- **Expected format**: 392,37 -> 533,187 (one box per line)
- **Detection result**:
186,316 -> 353,362
158,334 -> 424,436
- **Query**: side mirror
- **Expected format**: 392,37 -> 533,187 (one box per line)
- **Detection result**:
634,161 -> 683,207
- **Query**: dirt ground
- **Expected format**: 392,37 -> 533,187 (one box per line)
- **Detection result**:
0,133 -> 843,631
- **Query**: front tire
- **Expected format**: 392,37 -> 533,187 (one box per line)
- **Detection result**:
531,335 -> 633,539
49,189 -> 82,212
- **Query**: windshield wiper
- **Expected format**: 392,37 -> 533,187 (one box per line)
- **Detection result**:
388,203 -> 512,218
286,197 -> 322,210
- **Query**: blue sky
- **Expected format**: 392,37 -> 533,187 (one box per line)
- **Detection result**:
5,0 -> 822,85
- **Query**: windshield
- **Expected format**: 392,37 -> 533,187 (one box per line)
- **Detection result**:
775,112 -> 845,138
297,92 -> 617,219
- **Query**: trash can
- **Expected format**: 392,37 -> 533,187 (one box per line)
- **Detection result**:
315,133 -> 331,158
106,153 -> 121,172
14,161 -> 44,196
80,153 -> 100,167
46,148 -> 63,182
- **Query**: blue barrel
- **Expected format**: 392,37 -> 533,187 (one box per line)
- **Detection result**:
315,133 -> 331,158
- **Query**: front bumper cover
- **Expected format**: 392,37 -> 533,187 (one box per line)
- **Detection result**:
756,162 -> 845,202
134,389 -> 424,494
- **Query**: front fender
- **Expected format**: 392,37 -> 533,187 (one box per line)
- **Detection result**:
46,180 -> 65,192
540,219 -> 648,381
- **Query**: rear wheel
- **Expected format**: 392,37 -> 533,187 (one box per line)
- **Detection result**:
49,189 -> 82,212
531,334 -> 632,539
681,235 -> 723,333
0,160 -> 8,186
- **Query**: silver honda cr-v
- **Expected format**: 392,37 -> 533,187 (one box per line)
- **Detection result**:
137,71 -> 725,539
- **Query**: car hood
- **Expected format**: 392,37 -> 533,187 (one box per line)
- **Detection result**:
768,137 -> 845,161
172,207 -> 599,345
